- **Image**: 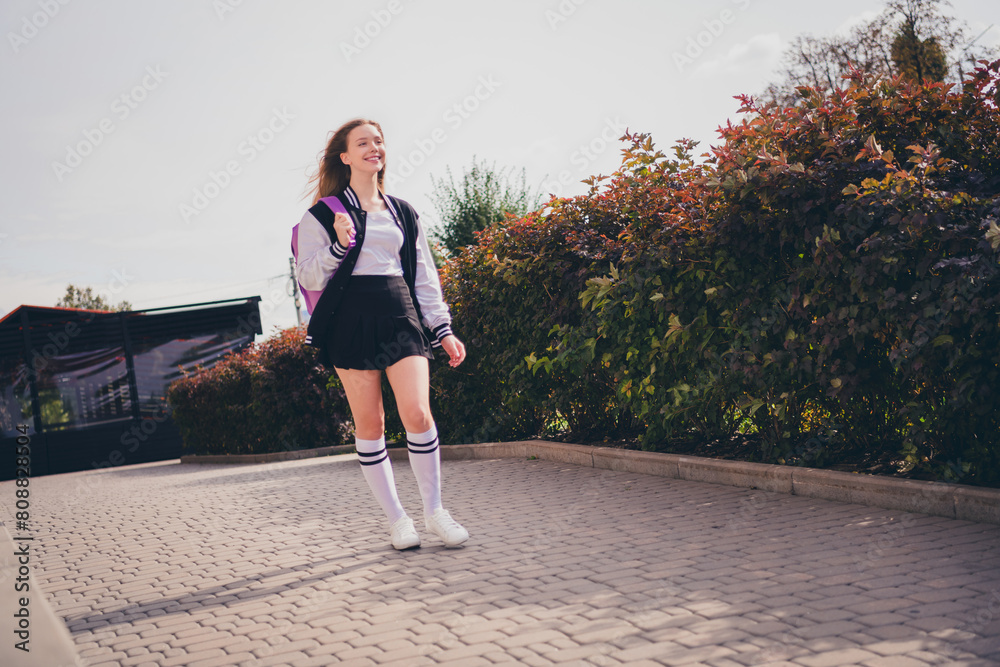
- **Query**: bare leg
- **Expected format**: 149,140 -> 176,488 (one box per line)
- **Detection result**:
384,355 -> 433,433
335,367 -> 385,439
386,356 -> 446,523
335,367 -> 408,529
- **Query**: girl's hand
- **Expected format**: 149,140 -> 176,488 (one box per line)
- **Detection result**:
333,212 -> 355,247
441,335 -> 466,367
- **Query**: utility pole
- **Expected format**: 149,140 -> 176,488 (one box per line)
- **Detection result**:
289,257 -> 302,326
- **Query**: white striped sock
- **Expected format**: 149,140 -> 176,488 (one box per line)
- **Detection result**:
356,436 -> 406,524
406,425 -> 442,517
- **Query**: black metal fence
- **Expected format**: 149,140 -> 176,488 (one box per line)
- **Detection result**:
0,297 -> 262,479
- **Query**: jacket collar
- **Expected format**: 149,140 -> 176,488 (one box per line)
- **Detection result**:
342,184 -> 400,220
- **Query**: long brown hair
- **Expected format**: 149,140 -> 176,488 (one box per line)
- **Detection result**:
307,118 -> 386,204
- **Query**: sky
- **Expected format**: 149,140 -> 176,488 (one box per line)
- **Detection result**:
1,0 -> 997,338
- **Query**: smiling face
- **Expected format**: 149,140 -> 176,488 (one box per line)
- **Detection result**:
340,123 -> 385,176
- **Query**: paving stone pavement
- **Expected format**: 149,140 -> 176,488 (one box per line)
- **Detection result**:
1,453 -> 999,667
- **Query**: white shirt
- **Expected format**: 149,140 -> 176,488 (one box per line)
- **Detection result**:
352,209 -> 404,276
294,200 -> 452,335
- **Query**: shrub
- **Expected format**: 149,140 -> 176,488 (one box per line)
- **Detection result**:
436,60 -> 1000,486
166,62 -> 1000,486
429,156 -> 542,257
430,167 -> 663,444
705,62 -> 1000,482
166,327 -> 353,455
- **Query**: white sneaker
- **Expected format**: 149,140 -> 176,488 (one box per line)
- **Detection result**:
425,508 -> 469,547
390,515 -> 420,550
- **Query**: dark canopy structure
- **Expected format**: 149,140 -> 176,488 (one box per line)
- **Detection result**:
0,297 -> 261,479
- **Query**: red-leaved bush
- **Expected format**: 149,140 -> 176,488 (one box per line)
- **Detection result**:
168,62 -> 1000,486
166,327 -> 352,455
432,61 -> 1000,486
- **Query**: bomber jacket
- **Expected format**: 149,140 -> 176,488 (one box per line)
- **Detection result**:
294,185 -> 454,366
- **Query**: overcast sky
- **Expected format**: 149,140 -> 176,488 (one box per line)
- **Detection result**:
1,0 -> 996,337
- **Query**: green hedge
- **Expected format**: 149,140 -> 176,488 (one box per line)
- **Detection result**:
431,62 -> 1000,486
167,62 -> 1000,486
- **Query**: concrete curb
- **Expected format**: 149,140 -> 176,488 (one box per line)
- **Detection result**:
0,521 -> 82,667
182,440 -> 1000,525
179,443 -> 356,465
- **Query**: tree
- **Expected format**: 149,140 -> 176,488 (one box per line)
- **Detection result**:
429,157 -> 542,257
890,0 -> 954,82
55,284 -> 131,312
761,0 -> 994,106
892,27 -> 948,83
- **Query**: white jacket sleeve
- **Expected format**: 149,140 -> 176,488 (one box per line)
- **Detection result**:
412,214 -> 454,344
294,210 -> 350,291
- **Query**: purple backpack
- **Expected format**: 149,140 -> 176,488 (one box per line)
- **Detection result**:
290,196 -> 355,315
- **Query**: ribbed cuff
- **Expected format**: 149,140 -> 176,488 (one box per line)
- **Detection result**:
431,322 -> 453,348
329,241 -> 348,259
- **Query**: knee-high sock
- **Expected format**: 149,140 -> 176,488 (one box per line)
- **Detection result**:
407,425 -> 442,517
356,436 -> 406,525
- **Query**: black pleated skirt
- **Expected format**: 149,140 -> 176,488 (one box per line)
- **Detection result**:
325,275 -> 433,371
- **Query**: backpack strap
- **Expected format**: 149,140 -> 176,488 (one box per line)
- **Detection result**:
292,195 -> 352,316
313,196 -> 350,244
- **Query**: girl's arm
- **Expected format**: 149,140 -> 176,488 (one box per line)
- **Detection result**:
411,213 -> 454,346
294,210 -> 351,290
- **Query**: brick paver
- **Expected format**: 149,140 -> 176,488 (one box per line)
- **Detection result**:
2,453 -> 999,666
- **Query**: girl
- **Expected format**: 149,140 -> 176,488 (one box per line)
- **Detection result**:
295,118 -> 469,550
